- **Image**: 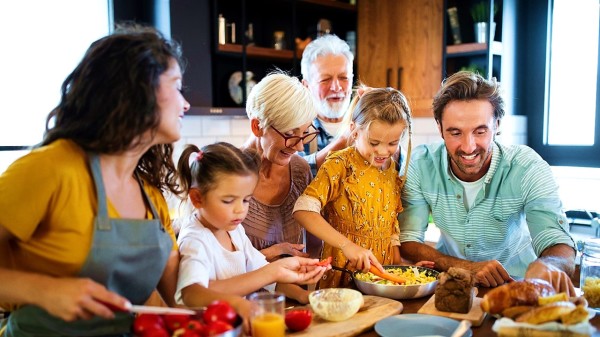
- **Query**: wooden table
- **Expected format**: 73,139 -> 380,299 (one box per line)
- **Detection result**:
355,288 -> 600,337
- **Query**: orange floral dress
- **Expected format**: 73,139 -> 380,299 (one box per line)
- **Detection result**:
300,147 -> 405,288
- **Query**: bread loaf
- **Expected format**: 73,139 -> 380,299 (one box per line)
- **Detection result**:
435,267 -> 475,313
480,279 -> 556,315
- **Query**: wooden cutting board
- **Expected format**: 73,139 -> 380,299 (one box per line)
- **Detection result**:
287,295 -> 403,337
417,294 -> 487,326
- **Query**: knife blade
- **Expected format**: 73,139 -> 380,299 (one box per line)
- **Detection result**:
129,305 -> 196,315
99,300 -> 196,315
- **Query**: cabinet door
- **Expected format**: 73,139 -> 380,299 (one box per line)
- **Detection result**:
397,0 -> 443,117
357,0 -> 399,88
358,0 -> 443,117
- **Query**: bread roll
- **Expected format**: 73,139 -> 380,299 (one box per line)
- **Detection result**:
480,279 -> 556,315
515,301 -> 575,324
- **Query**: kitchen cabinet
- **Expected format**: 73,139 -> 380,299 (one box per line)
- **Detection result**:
444,0 -> 508,81
357,0 -> 443,117
170,0 -> 357,116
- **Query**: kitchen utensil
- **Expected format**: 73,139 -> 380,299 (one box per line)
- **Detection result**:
417,295 -> 487,326
451,320 -> 472,337
291,295 -> 402,337
100,300 -> 196,315
308,288 -> 363,321
375,314 -> 473,337
332,265 -> 439,300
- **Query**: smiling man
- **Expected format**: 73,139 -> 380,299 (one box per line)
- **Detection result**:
300,34 -> 354,176
398,71 -> 577,295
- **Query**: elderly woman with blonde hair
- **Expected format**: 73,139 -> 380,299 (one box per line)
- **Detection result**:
241,71 -> 323,262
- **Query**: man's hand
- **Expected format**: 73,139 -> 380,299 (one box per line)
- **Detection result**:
461,260 -> 513,287
525,244 -> 577,296
525,259 -> 576,296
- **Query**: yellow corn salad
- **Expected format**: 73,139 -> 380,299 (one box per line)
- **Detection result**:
355,267 -> 437,285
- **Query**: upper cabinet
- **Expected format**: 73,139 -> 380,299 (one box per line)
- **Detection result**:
444,0 -> 505,80
358,0 -> 444,117
170,0 -> 358,116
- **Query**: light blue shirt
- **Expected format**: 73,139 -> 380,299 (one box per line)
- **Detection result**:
399,141 -> 575,277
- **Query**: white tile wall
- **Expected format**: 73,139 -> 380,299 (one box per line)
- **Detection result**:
175,115 -> 529,159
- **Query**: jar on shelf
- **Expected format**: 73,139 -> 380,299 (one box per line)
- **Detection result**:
273,31 -> 285,50
580,238 -> 600,308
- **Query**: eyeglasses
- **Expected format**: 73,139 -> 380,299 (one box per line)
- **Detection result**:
270,125 -> 320,148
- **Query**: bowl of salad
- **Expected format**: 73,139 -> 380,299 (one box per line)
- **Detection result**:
334,265 -> 439,300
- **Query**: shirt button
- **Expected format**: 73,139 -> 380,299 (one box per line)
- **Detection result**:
466,244 -> 472,248
456,195 -> 462,199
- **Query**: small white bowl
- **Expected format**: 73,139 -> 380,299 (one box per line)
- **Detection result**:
308,288 -> 364,322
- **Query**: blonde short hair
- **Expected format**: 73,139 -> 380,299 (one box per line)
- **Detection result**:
246,72 -> 318,131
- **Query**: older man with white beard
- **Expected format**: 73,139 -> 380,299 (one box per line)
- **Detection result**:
300,34 -> 354,176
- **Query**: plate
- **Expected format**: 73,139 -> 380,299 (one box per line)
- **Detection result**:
374,314 -> 473,337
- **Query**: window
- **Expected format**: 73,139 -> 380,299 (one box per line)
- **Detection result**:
0,0 -> 111,172
533,0 -> 600,167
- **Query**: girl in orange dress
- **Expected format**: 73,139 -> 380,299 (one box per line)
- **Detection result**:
293,87 -> 433,288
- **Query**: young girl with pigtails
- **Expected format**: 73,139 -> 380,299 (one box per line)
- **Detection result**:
293,87 -> 434,289
173,142 -> 328,317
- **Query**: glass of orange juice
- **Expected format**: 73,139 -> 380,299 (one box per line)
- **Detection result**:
249,292 -> 285,337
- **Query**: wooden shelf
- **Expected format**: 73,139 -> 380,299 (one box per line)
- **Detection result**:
299,0 -> 357,11
218,44 -> 294,61
446,41 -> 503,57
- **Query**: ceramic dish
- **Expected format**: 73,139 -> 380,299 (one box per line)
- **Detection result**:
374,314 -> 473,337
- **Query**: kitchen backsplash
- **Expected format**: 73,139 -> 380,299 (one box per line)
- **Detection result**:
174,115 -> 528,159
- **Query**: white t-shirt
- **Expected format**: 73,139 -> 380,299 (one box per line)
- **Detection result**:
175,213 -> 275,304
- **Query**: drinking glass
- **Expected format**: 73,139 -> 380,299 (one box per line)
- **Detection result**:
249,292 -> 285,337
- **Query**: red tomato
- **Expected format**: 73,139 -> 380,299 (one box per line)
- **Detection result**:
316,256 -> 332,266
285,309 -> 312,332
142,328 -> 170,337
186,319 -> 205,332
173,327 -> 202,337
162,314 -> 192,333
133,314 -> 165,336
204,320 -> 234,336
202,300 -> 237,325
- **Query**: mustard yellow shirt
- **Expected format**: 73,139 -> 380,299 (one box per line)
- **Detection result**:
0,139 -> 176,279
299,147 -> 403,288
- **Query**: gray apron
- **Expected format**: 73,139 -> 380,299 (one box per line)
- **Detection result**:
5,154 -> 173,336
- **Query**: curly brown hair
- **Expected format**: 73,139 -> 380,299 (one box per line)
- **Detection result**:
42,24 -> 185,193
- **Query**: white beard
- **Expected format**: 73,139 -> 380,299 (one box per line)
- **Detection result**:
318,94 -> 351,120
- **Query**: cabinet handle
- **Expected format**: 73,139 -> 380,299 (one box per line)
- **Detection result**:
397,67 -> 403,90
386,68 -> 392,87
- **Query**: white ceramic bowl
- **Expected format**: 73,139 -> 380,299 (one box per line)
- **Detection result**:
308,288 -> 364,322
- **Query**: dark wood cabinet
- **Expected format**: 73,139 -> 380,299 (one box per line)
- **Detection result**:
358,0 -> 444,117
170,0 -> 357,116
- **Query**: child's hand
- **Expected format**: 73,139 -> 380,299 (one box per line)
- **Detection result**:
415,260 -> 435,269
229,297 -> 252,335
341,242 -> 383,273
271,257 -> 329,285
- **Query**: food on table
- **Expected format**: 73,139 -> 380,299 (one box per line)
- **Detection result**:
132,300 -> 238,337
316,256 -> 332,267
480,278 -> 555,315
582,276 -> 600,307
308,288 -> 364,321
434,267 -> 475,313
480,279 -> 591,326
515,301 -> 576,324
368,265 -> 406,284
355,266 -> 437,286
284,309 -> 312,331
203,300 -> 238,325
